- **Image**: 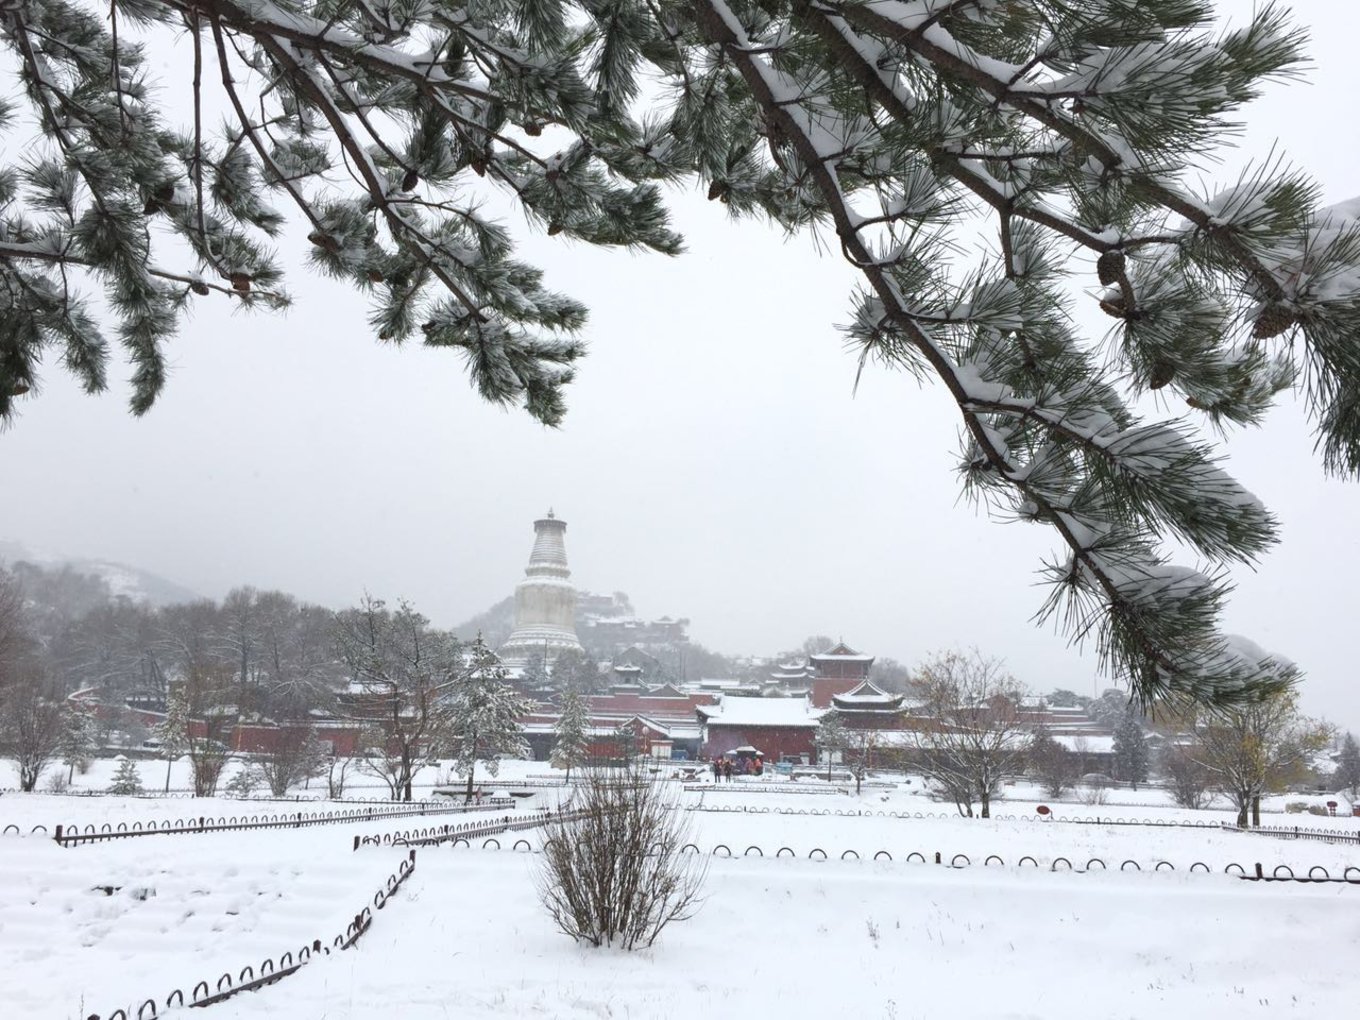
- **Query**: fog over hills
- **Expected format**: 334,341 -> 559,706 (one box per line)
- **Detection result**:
0,540 -> 202,608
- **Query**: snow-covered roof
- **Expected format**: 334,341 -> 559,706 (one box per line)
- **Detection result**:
831,680 -> 901,707
1053,734 -> 1116,754
699,695 -> 822,727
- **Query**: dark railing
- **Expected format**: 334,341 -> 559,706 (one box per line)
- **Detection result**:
681,803 -> 1359,834
455,838 -> 1360,885
52,802 -> 499,847
353,808 -> 593,850
86,850 -> 418,1020
1219,822 -> 1360,845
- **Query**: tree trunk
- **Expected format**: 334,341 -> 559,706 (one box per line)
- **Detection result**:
464,764 -> 476,804
164,759 -> 172,794
1251,794 -> 1261,828
1236,800 -> 1248,828
980,790 -> 991,819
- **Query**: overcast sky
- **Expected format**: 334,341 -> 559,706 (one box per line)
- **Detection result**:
3,1 -> 1359,730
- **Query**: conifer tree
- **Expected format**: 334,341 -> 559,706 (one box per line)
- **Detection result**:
58,705 -> 98,784
4,0 -> 1359,711
153,694 -> 190,793
1112,709 -> 1150,789
107,756 -> 144,795
446,636 -> 531,802
814,709 -> 850,781
551,682 -> 590,782
1337,732 -> 1360,799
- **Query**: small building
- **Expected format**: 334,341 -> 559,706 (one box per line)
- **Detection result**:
698,695 -> 823,762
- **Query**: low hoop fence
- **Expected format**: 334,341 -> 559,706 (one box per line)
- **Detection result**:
362,808 -> 595,851
678,803 -> 1334,833
452,838 -> 1360,887
51,801 -> 501,847
682,783 -> 846,796
85,849 -> 419,1020
1219,822 -> 1360,845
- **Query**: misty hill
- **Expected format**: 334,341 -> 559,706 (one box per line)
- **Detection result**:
0,540 -> 202,608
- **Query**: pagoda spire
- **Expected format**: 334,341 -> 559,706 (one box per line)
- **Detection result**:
498,511 -> 584,668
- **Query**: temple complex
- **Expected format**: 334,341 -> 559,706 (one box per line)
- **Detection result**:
498,510 -> 584,668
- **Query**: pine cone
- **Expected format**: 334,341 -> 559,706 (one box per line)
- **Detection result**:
547,222 -> 563,237
524,122 -> 543,137
1149,360 -> 1175,390
707,180 -> 728,202
366,268 -> 385,283
1096,250 -> 1125,286
308,231 -> 341,254
229,272 -> 252,293
401,168 -> 419,192
1252,306 -> 1296,340
9,382 -> 30,396
189,280 -> 210,296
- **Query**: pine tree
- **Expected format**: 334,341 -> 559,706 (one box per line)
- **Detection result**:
58,705 -> 98,784
551,683 -> 590,782
107,756 -> 144,795
153,693 -> 190,794
224,765 -> 261,798
446,636 -> 531,802
1112,710 -> 1151,789
814,710 -> 850,781
5,0 -> 1359,712
522,653 -> 550,690
1337,732 -> 1360,798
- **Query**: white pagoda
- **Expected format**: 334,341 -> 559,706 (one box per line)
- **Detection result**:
498,510 -> 584,667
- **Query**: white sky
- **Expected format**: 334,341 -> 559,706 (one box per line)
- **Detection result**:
3,1 -> 1359,730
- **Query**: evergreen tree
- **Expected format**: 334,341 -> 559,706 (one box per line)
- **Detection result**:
107,756 -> 144,795
58,705 -> 98,784
814,710 -> 850,781
521,652 -> 550,690
551,683 -> 590,782
153,694 -> 190,793
4,0 -> 1358,711
1112,710 -> 1151,789
224,765 -> 262,798
1337,732 -> 1360,798
446,637 -> 531,803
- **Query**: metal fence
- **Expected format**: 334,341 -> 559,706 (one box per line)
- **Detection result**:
86,849 -> 419,1020
453,838 -> 1360,885
48,801 -> 501,847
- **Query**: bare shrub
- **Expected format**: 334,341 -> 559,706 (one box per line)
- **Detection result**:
535,770 -> 707,950
1077,777 -> 1110,806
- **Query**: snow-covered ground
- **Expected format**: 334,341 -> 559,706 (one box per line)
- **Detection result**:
2,761 -> 1357,1020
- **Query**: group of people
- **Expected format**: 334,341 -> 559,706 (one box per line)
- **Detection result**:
711,755 -> 764,781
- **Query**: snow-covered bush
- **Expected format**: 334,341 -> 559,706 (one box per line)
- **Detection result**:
535,771 -> 706,951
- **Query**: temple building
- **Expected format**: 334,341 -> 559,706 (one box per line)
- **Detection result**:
498,510 -> 585,668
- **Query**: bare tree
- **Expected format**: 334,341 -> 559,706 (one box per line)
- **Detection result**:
0,669 -> 65,791
256,727 -> 329,797
912,651 -> 1029,819
158,666 -> 235,797
536,770 -> 707,950
1028,727 -> 1080,799
1194,692 -> 1331,827
336,596 -> 459,801
1160,742 -> 1215,810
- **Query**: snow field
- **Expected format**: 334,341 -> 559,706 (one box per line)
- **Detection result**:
210,848 -> 1358,1020
3,773 -> 1358,1019
0,815 -> 494,1019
